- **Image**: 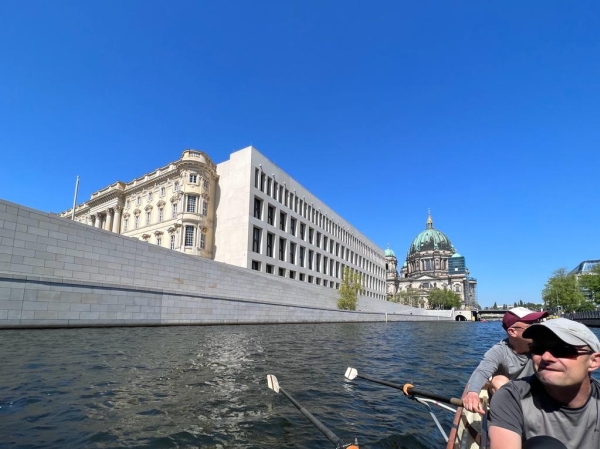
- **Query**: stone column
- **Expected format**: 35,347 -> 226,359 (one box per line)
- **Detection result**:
94,214 -> 101,228
112,206 -> 122,234
105,209 -> 114,232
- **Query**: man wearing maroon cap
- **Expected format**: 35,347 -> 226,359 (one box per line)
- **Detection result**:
462,307 -> 549,414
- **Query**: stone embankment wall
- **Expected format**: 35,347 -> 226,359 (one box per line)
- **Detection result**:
0,199 -> 454,328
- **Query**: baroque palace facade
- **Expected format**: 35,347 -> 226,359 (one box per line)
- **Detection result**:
62,146 -> 387,300
385,213 -> 477,308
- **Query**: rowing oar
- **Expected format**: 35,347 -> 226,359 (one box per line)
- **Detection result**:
344,367 -> 463,407
267,375 -> 359,449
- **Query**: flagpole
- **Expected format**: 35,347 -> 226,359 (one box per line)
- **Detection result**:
71,176 -> 80,220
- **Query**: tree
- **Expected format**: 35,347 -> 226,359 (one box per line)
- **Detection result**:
427,288 -> 462,310
579,264 -> 600,305
391,288 -> 421,307
542,268 -> 586,313
492,301 -> 498,309
337,267 -> 364,310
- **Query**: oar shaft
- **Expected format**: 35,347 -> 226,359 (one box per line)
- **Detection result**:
357,373 -> 462,407
279,388 -> 345,449
357,373 -> 404,390
407,387 -> 463,407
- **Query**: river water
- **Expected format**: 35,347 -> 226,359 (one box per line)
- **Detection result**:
1,321 -> 599,449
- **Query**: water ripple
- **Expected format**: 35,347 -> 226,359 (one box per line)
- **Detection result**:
1,322 -> 599,448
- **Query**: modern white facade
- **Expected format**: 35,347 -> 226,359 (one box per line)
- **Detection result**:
215,147 -> 386,299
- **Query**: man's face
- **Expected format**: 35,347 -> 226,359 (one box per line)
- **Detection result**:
530,336 -> 599,387
507,322 -> 533,344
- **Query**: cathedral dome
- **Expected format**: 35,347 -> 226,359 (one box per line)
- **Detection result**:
384,245 -> 395,257
408,213 -> 454,255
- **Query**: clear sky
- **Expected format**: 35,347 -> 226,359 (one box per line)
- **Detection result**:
1,1 -> 599,307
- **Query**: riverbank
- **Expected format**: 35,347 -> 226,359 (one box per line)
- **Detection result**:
0,199 -> 454,328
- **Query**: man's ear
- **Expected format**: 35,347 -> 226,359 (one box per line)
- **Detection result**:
588,353 -> 600,373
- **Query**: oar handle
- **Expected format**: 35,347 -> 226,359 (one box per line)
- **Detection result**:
356,373 -> 462,407
279,388 -> 347,449
405,385 -> 463,407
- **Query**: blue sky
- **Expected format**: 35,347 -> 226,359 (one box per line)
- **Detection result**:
1,1 -> 599,306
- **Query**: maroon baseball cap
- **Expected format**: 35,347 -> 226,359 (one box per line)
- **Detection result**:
502,307 -> 549,330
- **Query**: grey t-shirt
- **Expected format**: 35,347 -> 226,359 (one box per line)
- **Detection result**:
467,338 -> 533,393
489,376 -> 600,449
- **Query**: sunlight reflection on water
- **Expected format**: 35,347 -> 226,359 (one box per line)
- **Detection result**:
1,322 -> 598,448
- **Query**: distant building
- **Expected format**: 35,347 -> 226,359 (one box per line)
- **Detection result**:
569,260 -> 600,276
570,259 -> 600,303
61,146 -> 387,300
385,212 -> 477,308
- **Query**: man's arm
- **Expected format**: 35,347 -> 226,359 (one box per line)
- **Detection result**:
466,344 -> 507,394
488,382 -> 525,449
489,426 -> 522,449
463,344 -> 507,413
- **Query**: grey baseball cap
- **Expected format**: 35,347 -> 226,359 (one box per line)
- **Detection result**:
523,318 -> 600,352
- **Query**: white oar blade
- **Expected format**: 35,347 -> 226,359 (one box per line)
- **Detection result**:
267,374 -> 280,393
345,367 -> 358,380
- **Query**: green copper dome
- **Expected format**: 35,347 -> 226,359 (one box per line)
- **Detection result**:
408,213 -> 454,255
384,244 -> 395,257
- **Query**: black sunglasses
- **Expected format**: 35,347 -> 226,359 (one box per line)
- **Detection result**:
529,342 -> 594,359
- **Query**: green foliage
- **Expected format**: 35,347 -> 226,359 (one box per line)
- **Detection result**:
391,287 -> 422,307
337,267 -> 364,310
427,288 -> 462,310
523,302 -> 543,311
542,268 -> 586,313
579,264 -> 600,305
492,301 -> 498,309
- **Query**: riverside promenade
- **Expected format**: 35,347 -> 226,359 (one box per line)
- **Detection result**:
565,311 -> 600,328
0,199 -> 456,328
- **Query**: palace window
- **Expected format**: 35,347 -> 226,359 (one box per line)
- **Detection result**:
279,212 -> 287,231
172,203 -> 178,218
200,232 -> 206,249
252,227 -> 261,253
189,174 -> 197,183
267,205 -> 274,225
170,234 -> 176,250
254,198 -> 262,219
184,226 -> 195,246
134,216 -> 139,229
158,209 -> 164,222
279,237 -> 286,261
266,232 -> 274,257
148,192 -> 153,201
136,196 -> 141,206
160,187 -> 165,196
174,182 -> 179,191
187,195 -> 197,213
146,211 -> 151,225
157,237 -> 162,246
290,218 -> 297,236
202,200 -> 208,216
124,218 -> 129,231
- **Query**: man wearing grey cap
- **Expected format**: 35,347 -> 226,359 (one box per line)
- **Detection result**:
463,307 -> 548,414
489,318 -> 600,449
